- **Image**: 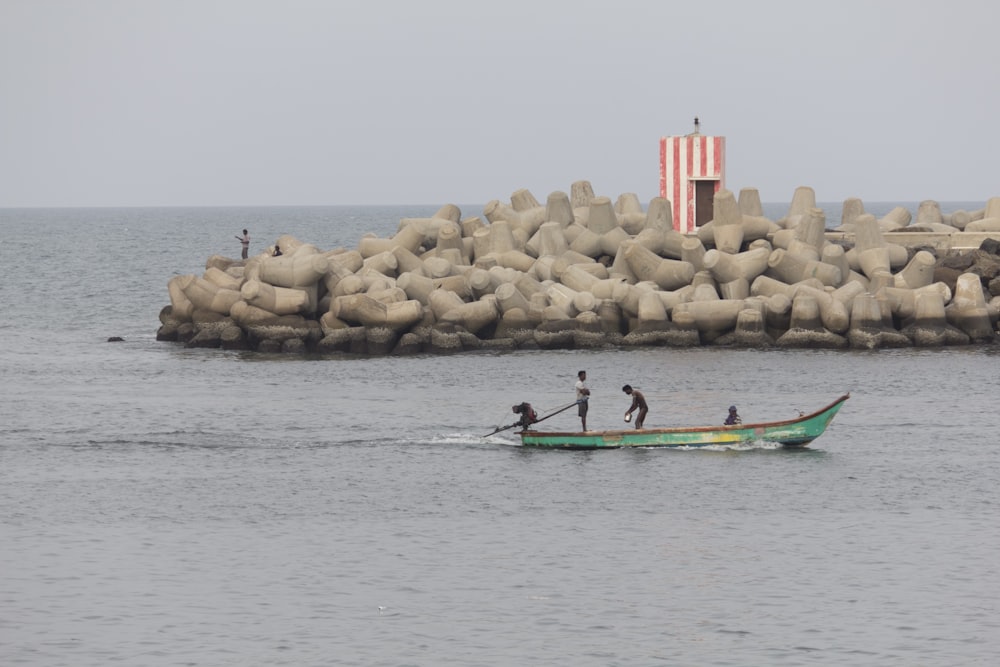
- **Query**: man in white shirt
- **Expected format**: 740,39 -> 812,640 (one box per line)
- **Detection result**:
575,370 -> 590,431
236,229 -> 250,259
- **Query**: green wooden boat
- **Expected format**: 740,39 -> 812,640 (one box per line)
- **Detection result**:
519,393 -> 849,450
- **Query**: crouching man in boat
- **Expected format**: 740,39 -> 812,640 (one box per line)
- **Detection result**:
622,384 -> 648,429
512,402 -> 538,431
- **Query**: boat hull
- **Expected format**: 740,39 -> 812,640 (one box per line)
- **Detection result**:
519,394 -> 849,450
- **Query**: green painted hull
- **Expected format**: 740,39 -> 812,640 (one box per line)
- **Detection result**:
519,394 -> 849,450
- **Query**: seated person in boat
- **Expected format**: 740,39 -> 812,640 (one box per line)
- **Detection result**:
724,405 -> 742,425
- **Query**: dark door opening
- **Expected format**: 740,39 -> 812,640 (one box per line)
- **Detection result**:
694,180 -> 717,227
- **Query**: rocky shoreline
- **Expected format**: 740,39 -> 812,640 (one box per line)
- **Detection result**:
156,183 -> 1000,354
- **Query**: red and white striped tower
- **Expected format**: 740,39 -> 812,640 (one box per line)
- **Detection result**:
659,117 -> 726,233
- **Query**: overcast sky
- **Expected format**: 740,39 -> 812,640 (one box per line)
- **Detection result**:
2,0 -> 997,207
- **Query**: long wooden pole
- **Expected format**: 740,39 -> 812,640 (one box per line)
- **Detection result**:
482,401 -> 580,437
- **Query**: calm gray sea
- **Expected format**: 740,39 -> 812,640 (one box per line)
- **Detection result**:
2,203 -> 998,666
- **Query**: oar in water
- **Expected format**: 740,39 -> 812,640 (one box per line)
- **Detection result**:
482,400 -> 580,437
482,421 -> 521,437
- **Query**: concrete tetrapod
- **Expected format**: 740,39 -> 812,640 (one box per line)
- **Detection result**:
179,275 -> 243,315
878,283 -> 952,322
847,292 -> 912,349
167,275 -> 196,320
717,306 -> 773,347
622,242 -> 695,290
711,189 -> 745,254
790,283 -> 850,334
257,251 -> 329,289
945,273 -> 997,342
767,248 -> 842,287
776,293 -> 848,349
330,293 -> 424,331
241,279 -> 310,316
902,290 -> 970,346
672,299 -> 746,342
893,250 -> 937,289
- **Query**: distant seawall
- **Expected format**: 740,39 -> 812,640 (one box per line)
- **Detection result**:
157,183 -> 1000,354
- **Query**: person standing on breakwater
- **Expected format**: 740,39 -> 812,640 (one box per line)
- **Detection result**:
235,229 -> 250,259
622,384 -> 648,429
575,370 -> 590,431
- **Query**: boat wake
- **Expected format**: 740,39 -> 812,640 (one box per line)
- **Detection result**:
436,432 -> 521,448
296,434 -> 804,452
669,439 -> 785,452
476,435 -> 792,452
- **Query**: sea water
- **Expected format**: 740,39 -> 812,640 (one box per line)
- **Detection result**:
1,204 -> 998,666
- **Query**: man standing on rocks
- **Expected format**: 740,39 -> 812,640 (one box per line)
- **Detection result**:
236,229 -> 250,259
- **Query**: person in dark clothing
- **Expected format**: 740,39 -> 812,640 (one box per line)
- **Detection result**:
622,384 -> 648,429
724,405 -> 742,425
511,402 -> 538,431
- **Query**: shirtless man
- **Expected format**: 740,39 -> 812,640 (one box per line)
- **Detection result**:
622,384 -> 648,429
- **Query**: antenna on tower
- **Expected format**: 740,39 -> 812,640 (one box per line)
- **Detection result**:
693,116 -> 701,134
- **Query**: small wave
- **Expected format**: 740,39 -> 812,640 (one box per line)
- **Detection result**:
432,432 -> 520,447
83,436 -> 261,450
665,440 -> 794,452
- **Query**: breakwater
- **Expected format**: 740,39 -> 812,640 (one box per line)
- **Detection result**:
156,183 -> 1000,354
